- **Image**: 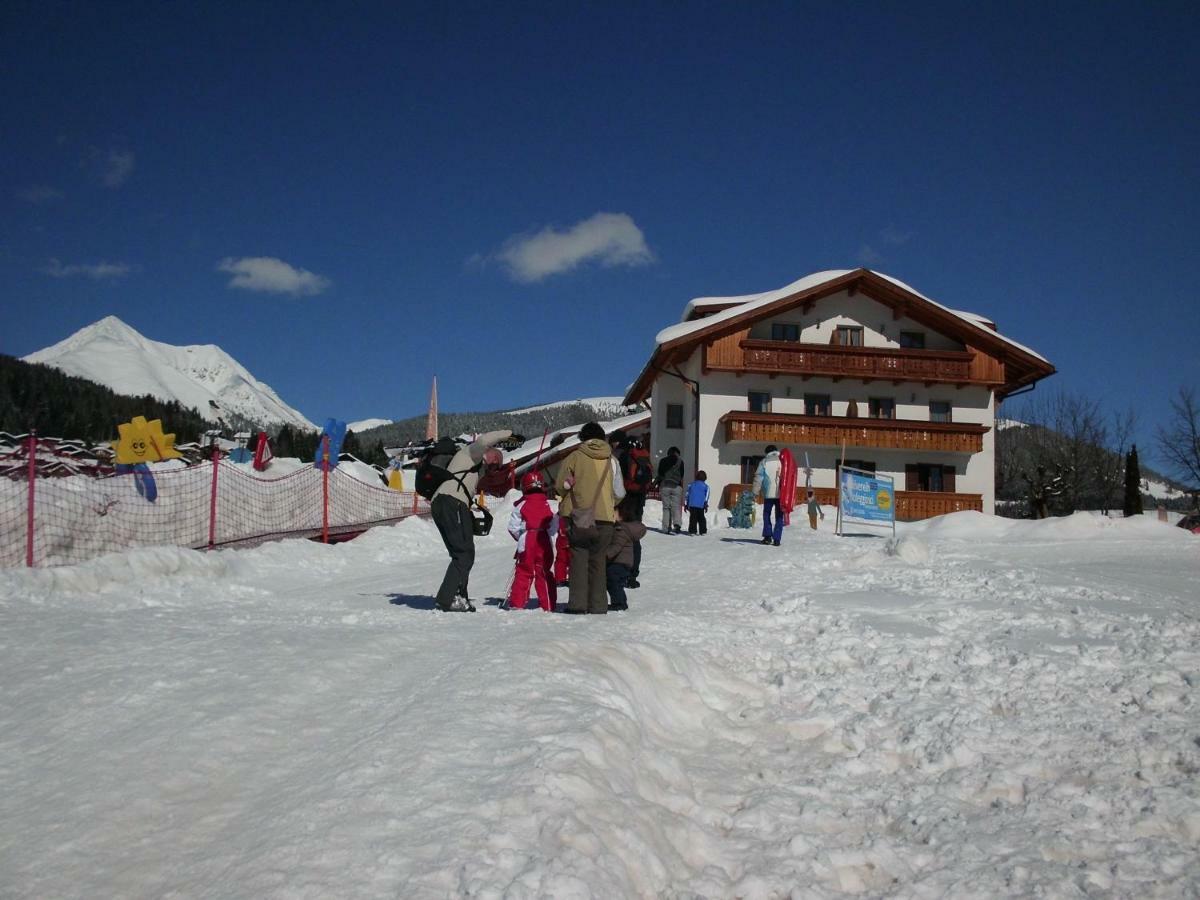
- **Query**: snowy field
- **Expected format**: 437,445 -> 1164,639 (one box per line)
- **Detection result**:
1,500 -> 1198,898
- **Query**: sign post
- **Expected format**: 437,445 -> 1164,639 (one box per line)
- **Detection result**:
836,466 -> 896,537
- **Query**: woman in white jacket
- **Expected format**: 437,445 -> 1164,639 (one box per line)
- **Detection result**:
753,445 -> 784,546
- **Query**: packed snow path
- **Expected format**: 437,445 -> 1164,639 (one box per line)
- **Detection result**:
1,503 -> 1197,898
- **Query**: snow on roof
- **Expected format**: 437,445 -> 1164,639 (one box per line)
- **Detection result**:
506,409 -> 651,473
660,269 -> 1048,365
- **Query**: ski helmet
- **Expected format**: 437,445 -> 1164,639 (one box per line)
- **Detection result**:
520,471 -> 546,493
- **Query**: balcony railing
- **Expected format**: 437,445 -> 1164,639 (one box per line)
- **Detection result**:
703,334 -> 1004,386
720,411 -> 987,453
718,483 -> 982,521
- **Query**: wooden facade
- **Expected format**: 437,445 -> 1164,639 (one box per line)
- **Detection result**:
703,332 -> 1005,386
720,411 -> 988,454
718,482 -> 981,519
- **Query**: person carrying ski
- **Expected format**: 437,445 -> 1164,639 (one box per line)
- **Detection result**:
685,470 -> 710,535
656,446 -> 686,534
505,470 -> 558,611
753,445 -> 785,546
431,429 -> 511,612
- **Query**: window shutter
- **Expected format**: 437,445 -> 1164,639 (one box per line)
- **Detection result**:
943,466 -> 956,493
905,464 -> 919,491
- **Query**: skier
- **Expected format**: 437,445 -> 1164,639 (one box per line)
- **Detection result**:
505,470 -> 558,611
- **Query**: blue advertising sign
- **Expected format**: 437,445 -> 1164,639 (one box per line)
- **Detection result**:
839,467 -> 895,524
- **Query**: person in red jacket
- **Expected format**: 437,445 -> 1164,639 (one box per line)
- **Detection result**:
505,470 -> 558,611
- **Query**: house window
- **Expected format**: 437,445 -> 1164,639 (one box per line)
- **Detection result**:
835,325 -> 864,346
868,397 -> 895,419
740,456 -> 763,484
804,394 -> 831,416
666,403 -> 684,429
748,391 -> 772,413
906,463 -> 956,493
930,401 -> 952,423
899,331 -> 925,349
771,323 -> 800,342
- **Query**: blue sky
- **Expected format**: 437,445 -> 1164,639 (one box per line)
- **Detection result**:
3,2 -> 1197,458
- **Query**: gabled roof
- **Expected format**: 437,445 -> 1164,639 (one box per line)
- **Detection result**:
624,268 -> 1055,403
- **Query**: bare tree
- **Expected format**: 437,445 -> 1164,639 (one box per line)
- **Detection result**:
1004,391 -> 1137,516
1095,406 -> 1137,515
1156,387 -> 1200,493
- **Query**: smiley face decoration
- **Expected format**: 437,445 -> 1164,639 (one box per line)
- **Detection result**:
114,416 -> 183,465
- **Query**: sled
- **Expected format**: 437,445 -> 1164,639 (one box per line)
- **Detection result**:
778,448 -> 797,525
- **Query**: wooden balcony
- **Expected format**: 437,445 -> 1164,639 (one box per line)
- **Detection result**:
894,491 -> 983,519
718,483 -> 981,521
720,411 -> 987,453
703,333 -> 1004,386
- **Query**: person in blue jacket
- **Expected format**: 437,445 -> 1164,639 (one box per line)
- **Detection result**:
685,470 -> 710,535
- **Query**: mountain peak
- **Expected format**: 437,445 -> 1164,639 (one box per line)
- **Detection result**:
23,317 -> 315,431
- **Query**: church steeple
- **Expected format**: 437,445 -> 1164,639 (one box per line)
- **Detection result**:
425,376 -> 438,440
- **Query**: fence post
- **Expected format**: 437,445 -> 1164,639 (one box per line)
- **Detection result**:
208,447 -> 220,549
321,435 -> 330,543
26,432 -> 37,567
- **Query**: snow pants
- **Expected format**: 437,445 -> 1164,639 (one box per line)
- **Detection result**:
660,484 -> 684,532
687,506 -> 707,535
553,519 -> 571,583
431,494 -> 475,610
509,531 -> 556,611
567,522 -> 614,614
762,498 -> 784,545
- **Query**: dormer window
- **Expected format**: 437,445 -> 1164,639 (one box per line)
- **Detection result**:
770,323 -> 800,342
834,325 -> 864,346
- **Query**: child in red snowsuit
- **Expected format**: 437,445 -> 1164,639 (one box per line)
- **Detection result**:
506,471 -> 558,611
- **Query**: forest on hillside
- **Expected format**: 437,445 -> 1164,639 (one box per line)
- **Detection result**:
0,354 -> 214,444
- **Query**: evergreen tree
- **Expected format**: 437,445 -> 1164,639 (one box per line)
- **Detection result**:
342,430 -> 363,459
1123,444 -> 1144,517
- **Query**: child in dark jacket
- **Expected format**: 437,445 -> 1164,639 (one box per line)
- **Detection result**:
606,497 -> 648,611
685,471 -> 710,535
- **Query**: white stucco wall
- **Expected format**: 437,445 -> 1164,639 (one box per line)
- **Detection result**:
746,289 -> 967,351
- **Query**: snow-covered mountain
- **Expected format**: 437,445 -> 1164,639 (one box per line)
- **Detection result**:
501,396 -> 633,417
23,316 -> 315,431
347,417 -> 393,433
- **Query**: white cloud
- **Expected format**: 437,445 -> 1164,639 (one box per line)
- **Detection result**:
17,185 -> 64,203
492,212 -> 654,282
217,256 -> 331,296
99,149 -> 135,188
857,244 -> 883,266
40,258 -> 135,279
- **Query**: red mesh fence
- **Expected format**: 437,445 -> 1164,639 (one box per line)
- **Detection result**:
1,435 -> 429,568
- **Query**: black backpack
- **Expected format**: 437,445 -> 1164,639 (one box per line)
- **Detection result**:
414,438 -> 479,500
